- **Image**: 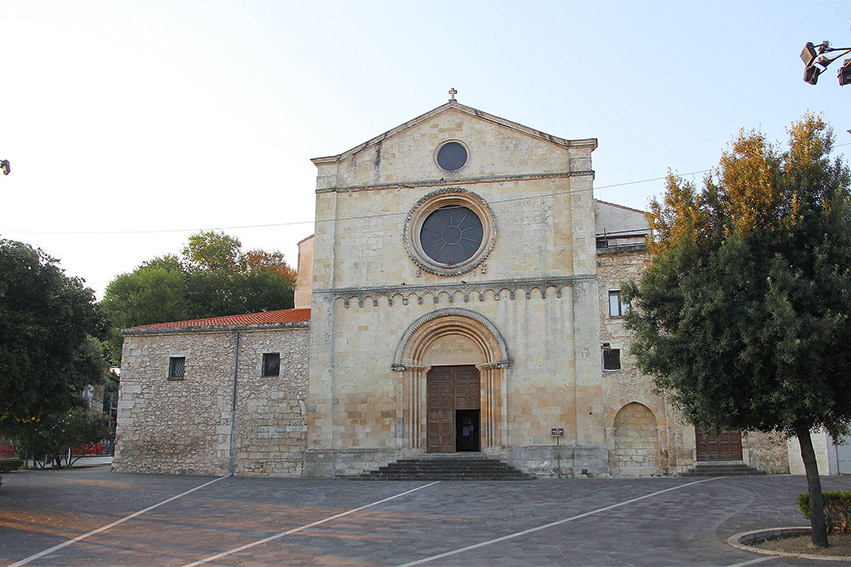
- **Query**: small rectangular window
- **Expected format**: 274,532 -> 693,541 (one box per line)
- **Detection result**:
608,290 -> 628,317
168,357 -> 185,380
262,353 -> 280,377
602,345 -> 621,370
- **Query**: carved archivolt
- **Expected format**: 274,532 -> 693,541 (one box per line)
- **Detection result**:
391,308 -> 510,449
392,308 -> 510,369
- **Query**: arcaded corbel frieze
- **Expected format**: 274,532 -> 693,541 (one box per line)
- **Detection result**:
319,275 -> 591,309
479,360 -> 512,370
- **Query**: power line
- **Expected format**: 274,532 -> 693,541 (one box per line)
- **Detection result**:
2,169 -> 711,236
4,147 -> 851,236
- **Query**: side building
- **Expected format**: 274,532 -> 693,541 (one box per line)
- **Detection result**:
113,309 -> 310,476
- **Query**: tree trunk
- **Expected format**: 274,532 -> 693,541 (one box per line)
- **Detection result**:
796,422 -> 828,547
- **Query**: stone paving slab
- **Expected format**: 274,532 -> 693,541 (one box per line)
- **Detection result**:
2,466 -> 851,566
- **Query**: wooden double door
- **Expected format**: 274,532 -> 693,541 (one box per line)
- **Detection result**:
695,428 -> 743,461
427,365 -> 480,453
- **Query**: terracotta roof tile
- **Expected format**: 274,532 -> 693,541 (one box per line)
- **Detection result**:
133,308 -> 310,329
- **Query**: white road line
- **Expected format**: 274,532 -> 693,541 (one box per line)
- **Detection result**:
7,475 -> 229,567
723,557 -> 778,566
181,480 -> 441,567
394,477 -> 723,567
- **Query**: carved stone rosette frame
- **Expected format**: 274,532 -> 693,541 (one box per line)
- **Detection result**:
392,308 -> 510,450
403,188 -> 497,276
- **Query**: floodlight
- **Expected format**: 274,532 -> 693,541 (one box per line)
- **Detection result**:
839,60 -> 851,86
805,65 -> 822,85
801,42 -> 818,66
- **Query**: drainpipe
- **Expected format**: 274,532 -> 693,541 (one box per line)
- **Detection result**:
228,331 -> 241,476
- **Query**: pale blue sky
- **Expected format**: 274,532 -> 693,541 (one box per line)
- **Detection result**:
1,1 -> 848,298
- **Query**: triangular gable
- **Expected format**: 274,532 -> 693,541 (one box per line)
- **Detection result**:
311,100 -> 597,166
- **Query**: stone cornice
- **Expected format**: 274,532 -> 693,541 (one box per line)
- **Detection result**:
122,321 -> 310,337
314,275 -> 594,307
315,170 -> 595,194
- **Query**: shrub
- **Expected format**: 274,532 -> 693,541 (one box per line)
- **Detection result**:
799,491 -> 851,534
0,459 -> 23,473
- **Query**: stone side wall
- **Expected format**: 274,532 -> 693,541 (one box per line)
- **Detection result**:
597,245 -> 788,474
743,431 -> 790,474
233,328 -> 309,476
597,246 -> 671,474
787,431 -> 834,475
113,325 -> 309,476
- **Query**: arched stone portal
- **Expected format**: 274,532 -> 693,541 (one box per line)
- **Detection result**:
612,402 -> 659,476
392,309 -> 510,451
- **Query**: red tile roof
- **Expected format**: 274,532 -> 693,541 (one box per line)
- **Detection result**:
133,308 -> 311,329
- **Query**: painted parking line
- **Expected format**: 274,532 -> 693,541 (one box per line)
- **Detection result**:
181,480 -> 441,567
723,557 -> 778,566
394,477 -> 723,567
7,475 -> 230,567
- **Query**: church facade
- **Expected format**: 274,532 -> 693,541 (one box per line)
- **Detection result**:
112,98 -> 790,477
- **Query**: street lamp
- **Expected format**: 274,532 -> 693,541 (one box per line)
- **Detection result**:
801,40 -> 851,86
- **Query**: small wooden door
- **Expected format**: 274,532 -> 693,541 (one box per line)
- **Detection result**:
695,428 -> 743,461
427,366 -> 480,453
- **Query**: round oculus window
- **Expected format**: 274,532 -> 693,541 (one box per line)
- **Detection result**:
404,188 -> 496,276
420,205 -> 484,265
436,141 -> 468,171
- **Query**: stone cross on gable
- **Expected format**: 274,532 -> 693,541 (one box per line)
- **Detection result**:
448,88 -> 457,101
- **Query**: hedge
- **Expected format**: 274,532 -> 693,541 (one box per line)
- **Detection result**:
0,459 -> 23,473
799,491 -> 851,534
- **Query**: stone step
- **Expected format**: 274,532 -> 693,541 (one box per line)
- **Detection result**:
679,463 -> 766,477
355,456 -> 536,481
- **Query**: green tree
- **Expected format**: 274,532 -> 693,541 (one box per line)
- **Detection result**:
624,114 -> 851,547
101,231 -> 296,359
182,231 -> 242,272
0,240 -> 110,425
100,266 -> 189,356
9,406 -> 114,469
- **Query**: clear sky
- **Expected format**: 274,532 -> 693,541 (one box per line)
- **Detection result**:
1,1 -> 848,299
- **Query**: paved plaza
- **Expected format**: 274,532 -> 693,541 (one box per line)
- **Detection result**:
2,465 -> 851,566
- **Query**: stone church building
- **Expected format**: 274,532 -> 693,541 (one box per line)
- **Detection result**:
112,97 -> 791,478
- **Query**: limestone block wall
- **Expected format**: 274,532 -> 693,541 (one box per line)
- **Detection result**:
787,430 -> 838,475
312,104 -> 593,191
597,245 -> 789,474
598,246 -> 671,474
294,235 -> 314,309
233,328 -> 309,476
114,324 -> 309,476
744,431 -> 789,474
612,402 -> 660,476
313,177 -> 585,291
306,102 -> 603,477
304,278 -> 613,477
309,287 -> 576,446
